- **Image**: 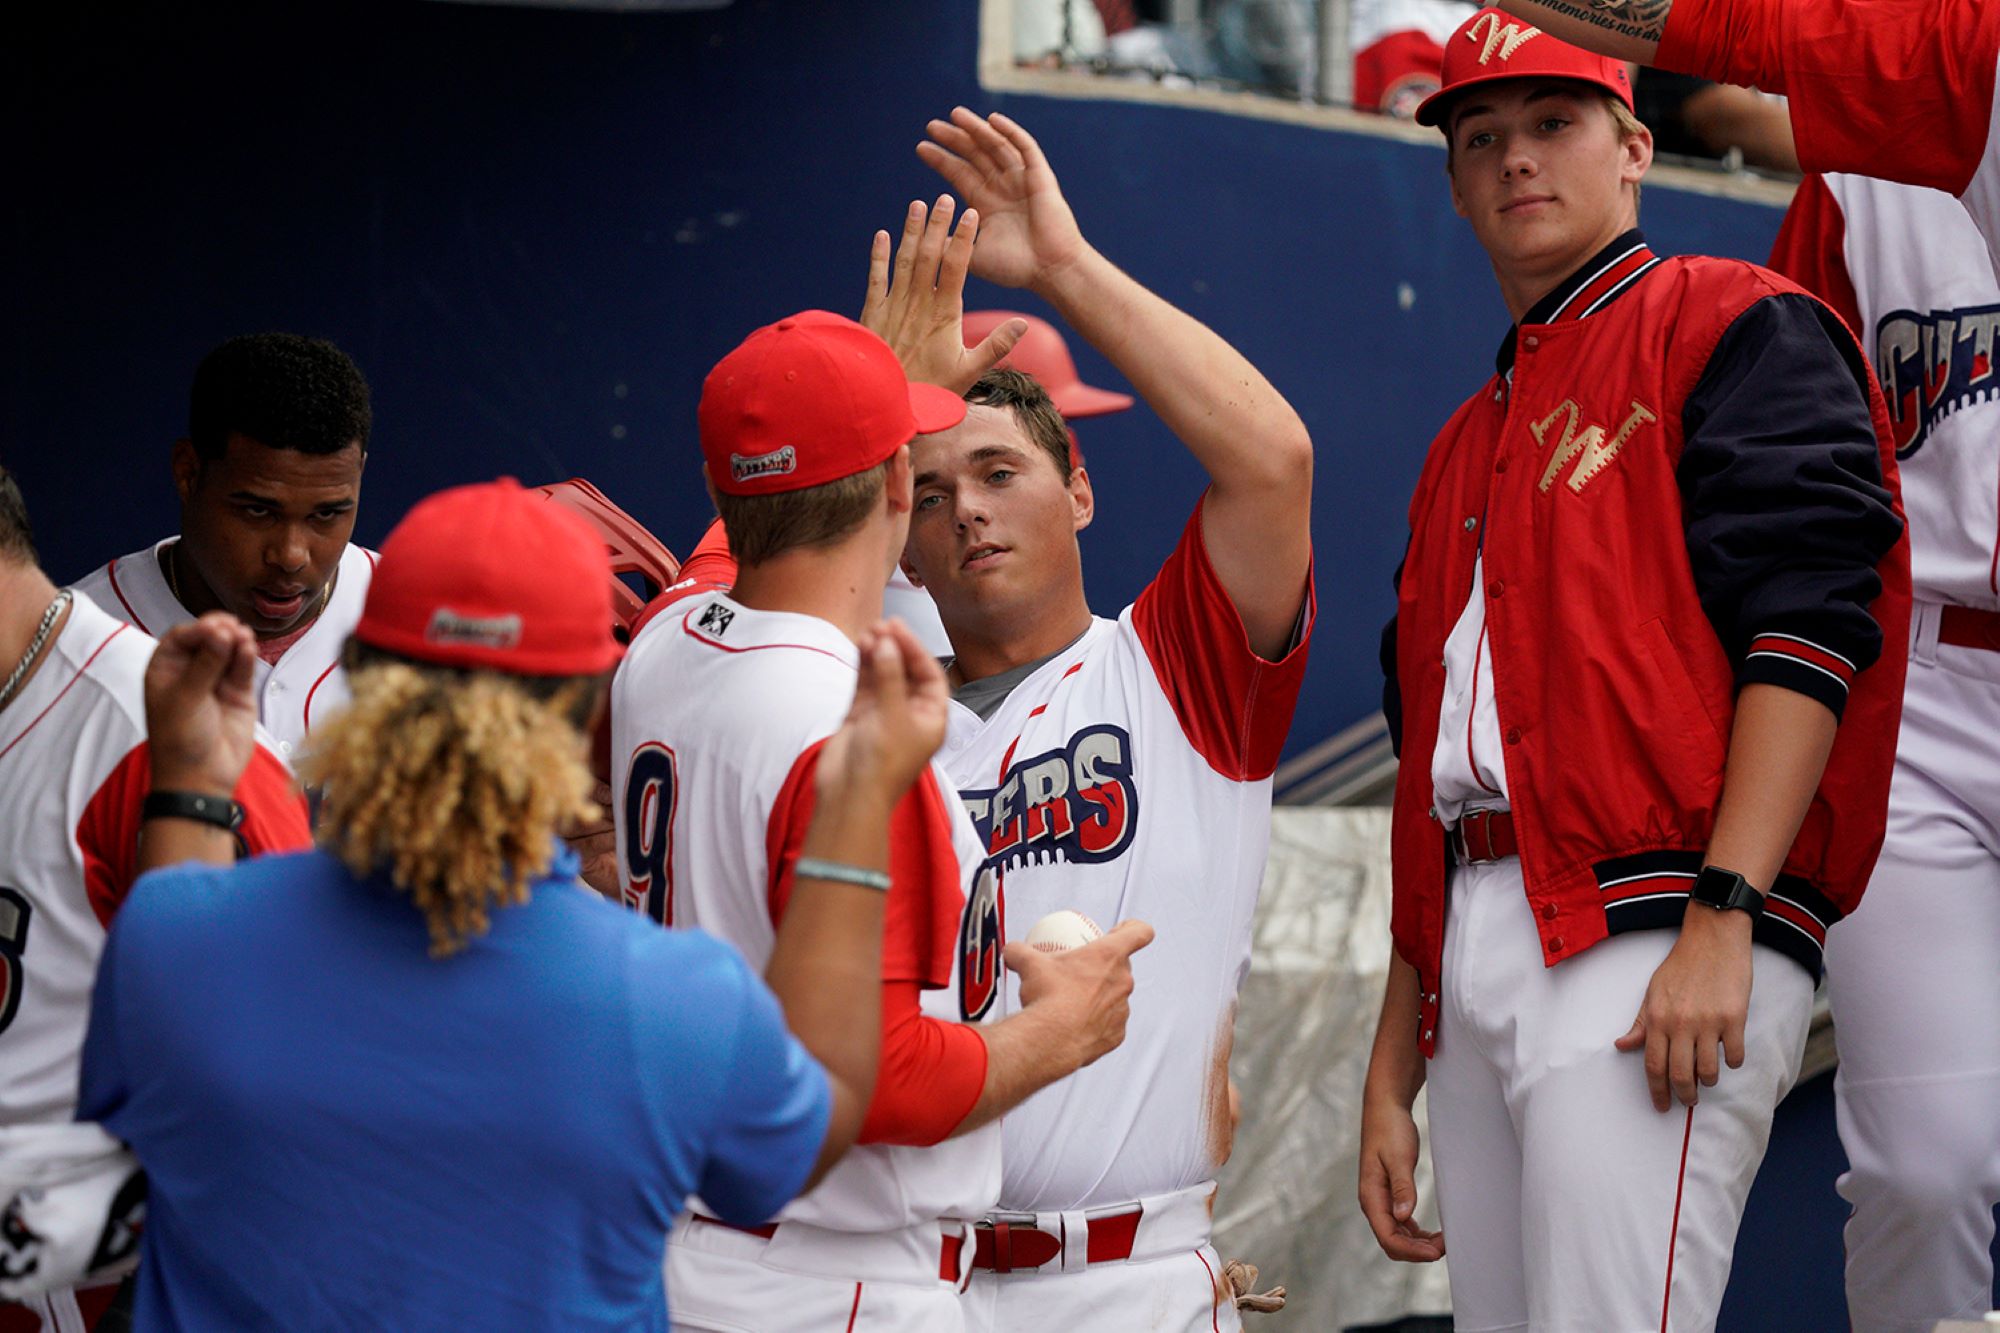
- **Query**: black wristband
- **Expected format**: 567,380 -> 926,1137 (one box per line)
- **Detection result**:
141,790 -> 244,835
1690,865 -> 1764,918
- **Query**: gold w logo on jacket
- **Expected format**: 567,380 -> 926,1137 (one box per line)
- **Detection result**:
1531,398 -> 1658,494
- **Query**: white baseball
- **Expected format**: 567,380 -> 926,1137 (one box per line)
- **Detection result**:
1024,909 -> 1104,953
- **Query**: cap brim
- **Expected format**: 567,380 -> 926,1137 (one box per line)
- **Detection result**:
1048,383 -> 1135,419
1415,70 -> 1631,127
908,381 -> 968,435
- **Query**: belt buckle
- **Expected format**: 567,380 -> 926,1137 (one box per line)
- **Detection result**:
1453,811 -> 1494,864
976,1212 -> 1055,1274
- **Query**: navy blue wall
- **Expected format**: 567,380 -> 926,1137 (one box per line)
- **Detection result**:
6,0 -> 1787,757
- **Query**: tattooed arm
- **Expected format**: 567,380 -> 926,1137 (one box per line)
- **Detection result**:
1492,0 -> 1671,61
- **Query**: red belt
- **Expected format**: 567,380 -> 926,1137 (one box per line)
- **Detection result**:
1940,605 -> 2000,653
1451,808 -> 1518,864
969,1206 -> 1143,1272
690,1214 -> 965,1282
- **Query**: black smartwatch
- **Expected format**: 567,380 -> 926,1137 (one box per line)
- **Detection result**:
1689,865 -> 1764,918
141,790 -> 244,835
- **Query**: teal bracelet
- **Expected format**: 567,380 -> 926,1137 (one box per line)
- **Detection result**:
793,858 -> 892,892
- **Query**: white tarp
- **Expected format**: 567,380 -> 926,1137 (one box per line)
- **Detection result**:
1213,807 -> 1452,1329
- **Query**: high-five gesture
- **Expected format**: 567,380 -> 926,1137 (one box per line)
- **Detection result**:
916,108 -> 1087,294
861,195 -> 1027,395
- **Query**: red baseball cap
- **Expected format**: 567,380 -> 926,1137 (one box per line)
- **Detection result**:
1414,8 -> 1634,128
700,310 -> 966,497
354,477 -> 622,675
962,310 -> 1135,419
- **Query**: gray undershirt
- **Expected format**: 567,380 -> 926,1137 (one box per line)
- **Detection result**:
949,628 -> 1092,722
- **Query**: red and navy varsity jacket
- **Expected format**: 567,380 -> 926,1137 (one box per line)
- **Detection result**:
1384,232 -> 1911,1057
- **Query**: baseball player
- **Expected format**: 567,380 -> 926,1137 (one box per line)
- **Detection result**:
1356,15 -> 1910,1330
1768,175 -> 2000,1332
869,108 -> 1315,1331
880,308 -> 1136,656
71,332 -> 374,764
0,467 -> 309,1332
610,310 -> 1149,1332
1486,0 -> 2000,274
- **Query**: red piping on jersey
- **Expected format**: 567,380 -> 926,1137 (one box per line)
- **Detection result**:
1660,1104 -> 1695,1332
361,548 -> 377,572
679,609 -> 855,669
301,659 -> 340,733
104,558 -> 150,634
1195,1247 -> 1223,1332
1467,627 -> 1502,797
992,662 -> 1086,783
844,1283 -> 863,1332
0,624 -> 128,763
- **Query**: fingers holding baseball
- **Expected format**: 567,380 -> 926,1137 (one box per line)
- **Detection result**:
1003,916 -> 1152,1067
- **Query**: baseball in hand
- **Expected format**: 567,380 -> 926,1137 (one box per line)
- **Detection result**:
1024,909 -> 1104,953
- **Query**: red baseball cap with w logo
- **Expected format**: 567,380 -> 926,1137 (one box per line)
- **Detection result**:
1415,7 -> 1635,127
700,310 -> 967,497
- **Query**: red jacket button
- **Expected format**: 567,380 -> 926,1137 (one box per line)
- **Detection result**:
1495,457 -> 1509,473
1541,902 -> 1558,921
1548,936 -> 1565,953
1487,580 -> 1504,598
1505,727 -> 1522,744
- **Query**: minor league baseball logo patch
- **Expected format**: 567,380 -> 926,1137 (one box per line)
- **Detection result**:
730,446 -> 797,484
425,609 -> 522,651
696,602 -> 735,637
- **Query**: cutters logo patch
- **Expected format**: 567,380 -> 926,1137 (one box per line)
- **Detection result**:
424,609 -> 522,651
957,861 -> 1003,1020
730,446 -> 797,483
695,602 -> 735,637
960,724 -> 1139,871
1466,11 -> 1540,64
1876,303 -> 2000,457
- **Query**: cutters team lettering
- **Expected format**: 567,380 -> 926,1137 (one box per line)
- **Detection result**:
960,724 -> 1139,870
1876,303 -> 2000,457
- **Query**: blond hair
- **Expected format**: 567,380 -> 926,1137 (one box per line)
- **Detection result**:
302,659 -> 599,957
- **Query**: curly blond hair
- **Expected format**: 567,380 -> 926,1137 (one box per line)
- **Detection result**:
301,658 -> 600,957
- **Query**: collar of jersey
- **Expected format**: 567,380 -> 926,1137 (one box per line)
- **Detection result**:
677,592 -> 861,666
1494,228 -> 1656,376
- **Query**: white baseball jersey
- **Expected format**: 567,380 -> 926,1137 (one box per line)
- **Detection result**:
609,591 -> 1001,1234
71,539 -> 375,759
1770,174 -> 2000,613
941,505 -> 1313,1213
0,593 -> 309,1128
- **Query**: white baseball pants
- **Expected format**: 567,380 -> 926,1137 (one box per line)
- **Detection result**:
664,1214 -> 969,1332
1426,858 -> 1813,1333
960,1183 -> 1241,1333
1825,618 -> 2000,1333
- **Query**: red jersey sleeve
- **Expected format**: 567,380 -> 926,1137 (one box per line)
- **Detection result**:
855,980 -> 989,1145
1656,0 -> 2000,194
1130,495 -> 1316,781
76,741 -> 312,926
765,744 -> 963,988
1768,175 -> 1867,335
630,519 -> 739,640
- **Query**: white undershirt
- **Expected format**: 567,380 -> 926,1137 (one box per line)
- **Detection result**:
1429,554 -> 1511,825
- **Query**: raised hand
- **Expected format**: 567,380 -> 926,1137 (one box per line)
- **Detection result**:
860,195 -> 1027,393
143,613 -> 261,797
916,108 -> 1087,294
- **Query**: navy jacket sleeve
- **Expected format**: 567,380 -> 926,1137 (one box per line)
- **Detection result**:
1677,293 -> 1903,719
1381,546 -> 1406,758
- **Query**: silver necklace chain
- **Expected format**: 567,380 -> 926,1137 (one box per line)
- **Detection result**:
0,590 -> 72,715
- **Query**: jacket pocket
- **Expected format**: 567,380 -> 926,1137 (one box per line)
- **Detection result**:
1636,616 -> 1729,752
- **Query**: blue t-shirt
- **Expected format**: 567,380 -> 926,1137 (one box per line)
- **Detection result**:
78,845 -> 829,1331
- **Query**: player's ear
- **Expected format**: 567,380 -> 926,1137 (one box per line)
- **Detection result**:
898,554 -> 925,589
883,445 -> 913,517
171,438 -> 200,505
1068,465 -> 1094,534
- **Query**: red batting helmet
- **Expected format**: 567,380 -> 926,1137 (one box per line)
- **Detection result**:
962,311 -> 1135,419
530,478 -> 681,643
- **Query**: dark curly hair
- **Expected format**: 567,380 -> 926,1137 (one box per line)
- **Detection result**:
0,466 -> 35,563
189,333 -> 372,461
